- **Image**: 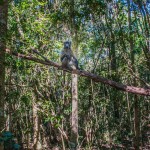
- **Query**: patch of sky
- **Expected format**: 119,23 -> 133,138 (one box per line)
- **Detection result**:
116,0 -> 150,15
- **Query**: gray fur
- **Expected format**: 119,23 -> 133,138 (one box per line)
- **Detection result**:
61,41 -> 78,70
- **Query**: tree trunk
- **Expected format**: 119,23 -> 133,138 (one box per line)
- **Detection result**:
70,33 -> 79,150
137,0 -> 150,70
69,0 -> 79,149
71,73 -> 78,149
107,2 -> 119,121
133,96 -> 140,150
110,30 -> 119,121
0,0 -> 8,149
127,0 -> 140,149
32,100 -> 41,150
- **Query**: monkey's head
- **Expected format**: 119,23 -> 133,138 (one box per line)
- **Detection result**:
64,41 -> 71,49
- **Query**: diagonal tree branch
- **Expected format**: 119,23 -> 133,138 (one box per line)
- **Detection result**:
6,49 -> 150,96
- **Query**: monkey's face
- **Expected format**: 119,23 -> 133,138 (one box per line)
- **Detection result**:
64,41 -> 71,49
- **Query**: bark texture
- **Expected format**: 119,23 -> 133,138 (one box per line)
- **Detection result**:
0,1 -> 8,150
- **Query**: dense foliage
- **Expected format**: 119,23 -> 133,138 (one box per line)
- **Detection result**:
2,0 -> 150,149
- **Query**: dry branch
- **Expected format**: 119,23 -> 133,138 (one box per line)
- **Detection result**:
6,49 -> 150,96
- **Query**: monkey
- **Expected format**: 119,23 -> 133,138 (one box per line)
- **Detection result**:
61,41 -> 79,70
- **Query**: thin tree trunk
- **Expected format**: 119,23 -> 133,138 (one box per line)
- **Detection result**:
71,73 -> 78,149
137,0 -> 150,70
127,0 -> 140,149
0,1 -> 8,149
110,32 -> 119,120
69,0 -> 79,149
133,96 -> 140,150
32,100 -> 40,150
70,33 -> 79,149
106,2 -> 119,122
6,69 -> 13,132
